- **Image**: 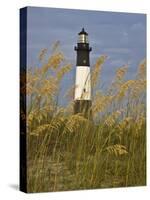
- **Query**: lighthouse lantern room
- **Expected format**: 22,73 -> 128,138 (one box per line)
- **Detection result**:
74,28 -> 92,117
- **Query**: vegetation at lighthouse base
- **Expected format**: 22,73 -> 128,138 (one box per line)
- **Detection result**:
22,43 -> 146,192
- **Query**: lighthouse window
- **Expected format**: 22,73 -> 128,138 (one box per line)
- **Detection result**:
83,59 -> 86,64
83,88 -> 86,92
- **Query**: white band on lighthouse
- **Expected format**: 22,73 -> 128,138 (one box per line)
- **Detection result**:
74,66 -> 91,100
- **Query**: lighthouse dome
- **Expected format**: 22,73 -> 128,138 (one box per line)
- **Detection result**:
78,28 -> 88,35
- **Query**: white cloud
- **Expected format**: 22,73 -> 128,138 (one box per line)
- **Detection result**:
123,31 -> 128,37
131,23 -> 145,31
103,48 -> 130,54
109,59 -> 126,66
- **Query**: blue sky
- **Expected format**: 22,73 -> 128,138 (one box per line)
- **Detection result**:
27,7 -> 146,104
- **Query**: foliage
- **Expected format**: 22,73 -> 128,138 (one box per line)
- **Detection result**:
21,43 -> 146,192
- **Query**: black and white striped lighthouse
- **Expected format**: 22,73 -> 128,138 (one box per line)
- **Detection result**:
74,28 -> 92,117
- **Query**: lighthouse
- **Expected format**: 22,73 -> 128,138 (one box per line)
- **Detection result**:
74,28 -> 92,117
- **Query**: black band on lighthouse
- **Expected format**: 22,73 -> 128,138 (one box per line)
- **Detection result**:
75,43 -> 92,66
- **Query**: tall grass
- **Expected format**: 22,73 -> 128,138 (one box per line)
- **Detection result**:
21,43 -> 146,192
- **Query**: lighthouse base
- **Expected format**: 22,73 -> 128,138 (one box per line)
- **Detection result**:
74,100 -> 92,119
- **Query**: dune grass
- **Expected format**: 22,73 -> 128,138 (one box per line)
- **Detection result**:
22,44 -> 146,192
